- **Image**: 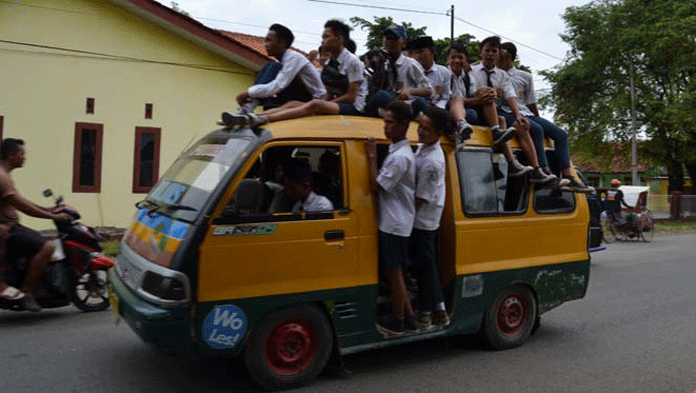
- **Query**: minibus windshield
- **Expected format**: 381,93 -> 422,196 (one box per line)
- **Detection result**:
141,135 -> 253,222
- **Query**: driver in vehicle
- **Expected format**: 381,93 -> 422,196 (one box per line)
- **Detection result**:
280,158 -> 333,213
0,138 -> 72,311
604,179 -> 633,227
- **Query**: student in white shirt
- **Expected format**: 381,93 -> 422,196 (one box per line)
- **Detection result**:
471,36 -> 556,184
282,158 -> 333,213
498,42 -> 592,193
363,25 -> 432,118
218,24 -> 326,125
409,36 -> 450,109
366,101 -> 418,337
226,20 -> 368,128
410,107 -> 450,330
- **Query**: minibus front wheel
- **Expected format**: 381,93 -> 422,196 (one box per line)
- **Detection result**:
482,284 -> 537,350
244,304 -> 334,390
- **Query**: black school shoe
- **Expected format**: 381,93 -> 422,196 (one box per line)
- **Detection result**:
530,167 -> 556,183
376,317 -> 405,338
491,127 -> 515,145
560,176 -> 595,193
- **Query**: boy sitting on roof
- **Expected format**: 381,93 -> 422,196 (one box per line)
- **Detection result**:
218,23 -> 326,126
223,19 -> 367,128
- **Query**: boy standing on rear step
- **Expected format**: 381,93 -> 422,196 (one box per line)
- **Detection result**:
367,101 -> 419,338
411,107 -> 450,331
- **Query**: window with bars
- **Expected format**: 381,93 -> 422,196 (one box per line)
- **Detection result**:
72,123 -> 103,193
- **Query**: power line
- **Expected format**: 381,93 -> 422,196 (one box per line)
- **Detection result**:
453,17 -> 563,62
0,39 -> 254,75
307,0 -> 447,16
305,0 -> 563,62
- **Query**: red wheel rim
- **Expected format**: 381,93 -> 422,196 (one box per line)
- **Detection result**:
497,294 -> 528,337
265,318 -> 318,376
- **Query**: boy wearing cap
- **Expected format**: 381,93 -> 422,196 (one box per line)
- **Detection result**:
410,36 -> 450,110
497,42 -> 594,193
282,158 -> 334,213
363,25 -> 432,118
218,24 -> 326,125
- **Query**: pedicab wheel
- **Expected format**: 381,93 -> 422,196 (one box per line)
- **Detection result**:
244,304 -> 333,390
71,270 -> 110,312
640,211 -> 655,242
481,284 -> 537,350
602,221 -> 617,243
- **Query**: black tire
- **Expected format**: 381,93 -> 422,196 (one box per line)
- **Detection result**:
244,304 -> 333,390
70,270 -> 110,312
481,284 -> 537,350
639,211 -> 655,242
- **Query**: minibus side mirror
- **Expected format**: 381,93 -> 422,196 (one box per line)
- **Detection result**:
227,178 -> 264,216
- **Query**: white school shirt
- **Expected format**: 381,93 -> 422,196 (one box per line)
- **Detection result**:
335,48 -> 368,112
394,54 -> 432,91
501,67 -> 536,117
292,191 -> 333,212
247,49 -> 326,99
449,66 -> 475,99
414,141 -> 446,231
423,63 -> 452,109
470,63 -> 516,107
376,139 -> 416,237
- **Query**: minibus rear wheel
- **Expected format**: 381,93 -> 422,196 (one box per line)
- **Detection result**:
482,284 -> 537,350
244,304 -> 334,390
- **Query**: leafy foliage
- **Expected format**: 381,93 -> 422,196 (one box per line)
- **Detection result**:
349,16 -> 426,50
543,0 -> 696,191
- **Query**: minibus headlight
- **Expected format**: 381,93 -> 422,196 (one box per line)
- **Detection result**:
141,271 -> 187,301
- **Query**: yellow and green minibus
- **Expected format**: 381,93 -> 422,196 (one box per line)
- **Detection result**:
108,116 -> 591,390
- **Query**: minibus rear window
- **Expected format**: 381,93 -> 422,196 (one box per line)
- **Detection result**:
456,149 -> 528,216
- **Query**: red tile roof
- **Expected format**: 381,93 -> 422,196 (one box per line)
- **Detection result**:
216,30 -> 310,59
572,142 -> 653,173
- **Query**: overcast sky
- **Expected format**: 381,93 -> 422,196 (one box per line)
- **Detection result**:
169,0 -> 591,93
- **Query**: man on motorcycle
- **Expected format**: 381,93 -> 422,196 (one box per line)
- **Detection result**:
604,179 -> 634,227
0,138 -> 72,311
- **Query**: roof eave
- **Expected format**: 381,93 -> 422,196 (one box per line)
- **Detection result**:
108,0 -> 270,71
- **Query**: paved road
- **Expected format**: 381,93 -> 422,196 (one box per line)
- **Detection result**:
2,233 -> 695,392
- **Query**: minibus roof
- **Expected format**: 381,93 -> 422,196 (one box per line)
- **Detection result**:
221,115 -> 553,150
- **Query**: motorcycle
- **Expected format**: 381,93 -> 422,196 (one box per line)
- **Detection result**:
0,189 -> 115,312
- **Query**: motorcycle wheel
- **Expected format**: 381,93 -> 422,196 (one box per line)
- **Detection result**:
71,270 -> 110,312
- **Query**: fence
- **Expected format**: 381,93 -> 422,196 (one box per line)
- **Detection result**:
647,192 -> 696,220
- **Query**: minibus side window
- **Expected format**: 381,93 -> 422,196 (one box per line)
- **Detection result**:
533,150 -> 576,213
221,145 -> 344,222
456,149 -> 528,216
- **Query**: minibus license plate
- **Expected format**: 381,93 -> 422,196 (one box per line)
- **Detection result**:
107,284 -> 121,325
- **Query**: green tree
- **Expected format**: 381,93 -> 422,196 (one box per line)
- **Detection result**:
349,16 -> 426,50
542,0 -> 696,192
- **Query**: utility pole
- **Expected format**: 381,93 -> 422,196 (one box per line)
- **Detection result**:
450,5 -> 454,44
630,63 -> 638,185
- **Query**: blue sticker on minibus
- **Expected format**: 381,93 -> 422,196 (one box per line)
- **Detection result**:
202,304 -> 248,350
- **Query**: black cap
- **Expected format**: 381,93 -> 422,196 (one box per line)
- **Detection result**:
408,36 -> 434,50
500,42 -> 517,61
283,158 -> 312,180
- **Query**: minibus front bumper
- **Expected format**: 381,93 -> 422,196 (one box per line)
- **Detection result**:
108,267 -> 193,354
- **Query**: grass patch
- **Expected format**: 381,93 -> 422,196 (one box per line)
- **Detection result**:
655,221 -> 696,233
101,240 -> 121,257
